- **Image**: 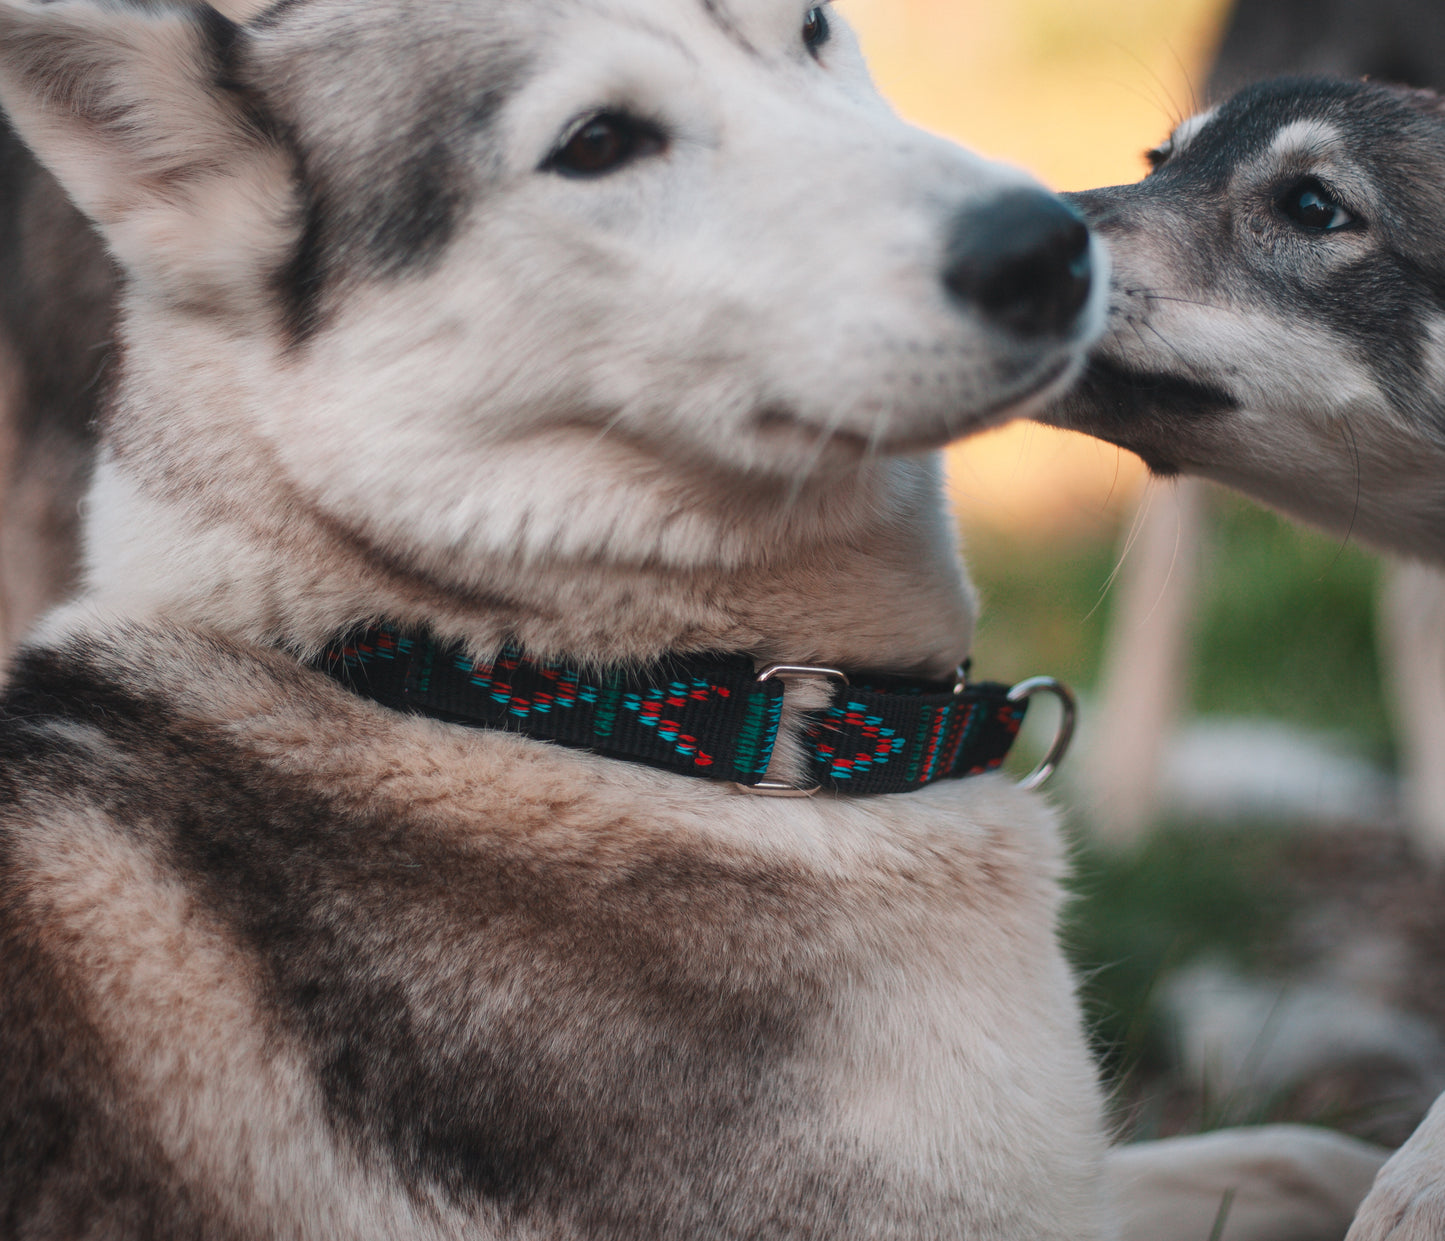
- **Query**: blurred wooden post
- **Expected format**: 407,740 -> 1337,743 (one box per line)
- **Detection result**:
1380,561 -> 1445,862
1082,478 -> 1208,846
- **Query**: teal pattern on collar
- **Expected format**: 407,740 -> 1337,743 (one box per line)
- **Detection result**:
315,625 -> 1027,796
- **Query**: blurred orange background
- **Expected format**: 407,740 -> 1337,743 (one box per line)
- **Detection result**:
841,0 -> 1231,538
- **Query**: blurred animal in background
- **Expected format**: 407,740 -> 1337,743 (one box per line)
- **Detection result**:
1205,0 -> 1445,98
0,119 -> 110,665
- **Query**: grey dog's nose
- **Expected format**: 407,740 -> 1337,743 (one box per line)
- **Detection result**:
943,190 -> 1093,337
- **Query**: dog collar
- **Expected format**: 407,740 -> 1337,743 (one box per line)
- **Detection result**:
314,625 -> 1074,796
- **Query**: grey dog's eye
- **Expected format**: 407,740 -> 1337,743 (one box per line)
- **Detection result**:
803,5 -> 831,55
1277,178 -> 1356,231
547,112 -> 666,178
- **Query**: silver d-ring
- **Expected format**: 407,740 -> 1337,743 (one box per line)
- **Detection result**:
1007,677 -> 1077,791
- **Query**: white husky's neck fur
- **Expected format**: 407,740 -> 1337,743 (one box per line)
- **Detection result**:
81,321 -> 977,674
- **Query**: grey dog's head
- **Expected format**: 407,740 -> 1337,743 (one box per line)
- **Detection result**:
1042,77 -> 1445,557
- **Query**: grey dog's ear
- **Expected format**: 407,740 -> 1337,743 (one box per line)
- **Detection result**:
0,0 -> 294,302
1395,84 -> 1445,119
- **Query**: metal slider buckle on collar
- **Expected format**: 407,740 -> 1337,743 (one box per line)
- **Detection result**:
734,663 -> 1078,798
736,663 -> 850,798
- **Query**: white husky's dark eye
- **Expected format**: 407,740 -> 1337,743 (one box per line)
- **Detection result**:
1278,178 -> 1355,232
802,5 -> 831,55
547,112 -> 665,178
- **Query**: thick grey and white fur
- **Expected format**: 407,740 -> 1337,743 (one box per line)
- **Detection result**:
1046,77 -> 1445,565
1044,76 -> 1445,1241
0,0 -> 1133,1235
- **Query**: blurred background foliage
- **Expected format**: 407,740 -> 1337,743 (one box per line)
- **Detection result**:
968,498 -> 1389,756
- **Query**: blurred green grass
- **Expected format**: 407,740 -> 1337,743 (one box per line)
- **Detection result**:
965,485 -> 1393,758
1064,823 -> 1294,1087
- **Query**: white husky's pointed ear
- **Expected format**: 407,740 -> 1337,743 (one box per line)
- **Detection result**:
0,0 -> 294,305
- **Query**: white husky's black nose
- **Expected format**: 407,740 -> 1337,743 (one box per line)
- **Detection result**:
944,190 -> 1093,337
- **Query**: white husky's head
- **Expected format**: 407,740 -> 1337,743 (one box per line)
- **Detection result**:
0,0 -> 1105,669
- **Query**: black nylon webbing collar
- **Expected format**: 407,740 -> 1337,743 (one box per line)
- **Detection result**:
313,624 -> 1031,796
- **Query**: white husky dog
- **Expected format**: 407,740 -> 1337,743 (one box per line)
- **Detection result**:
0,0 -> 1130,1236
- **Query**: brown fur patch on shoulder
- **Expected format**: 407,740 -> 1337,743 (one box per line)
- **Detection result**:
1,799 -> 456,1237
